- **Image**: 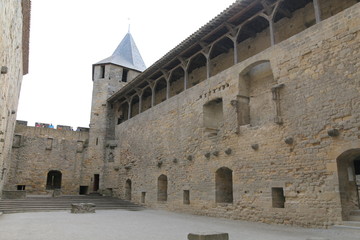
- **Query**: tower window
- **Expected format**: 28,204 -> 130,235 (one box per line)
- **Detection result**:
100,65 -> 105,79
122,69 -> 129,82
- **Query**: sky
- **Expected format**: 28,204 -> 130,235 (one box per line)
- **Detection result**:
18,0 -> 236,128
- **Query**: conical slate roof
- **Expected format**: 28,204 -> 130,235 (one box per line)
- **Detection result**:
95,32 -> 146,72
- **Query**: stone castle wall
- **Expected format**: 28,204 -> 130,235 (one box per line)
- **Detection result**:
0,0 -> 28,197
6,125 -> 89,195
102,3 -> 360,227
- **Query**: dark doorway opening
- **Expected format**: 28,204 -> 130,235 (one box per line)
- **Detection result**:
93,174 -> 100,191
215,167 -> 233,203
17,185 -> 25,190
337,149 -> 360,220
157,174 -> 168,202
46,170 -> 62,190
125,179 -> 132,201
79,186 -> 88,195
354,158 -> 360,175
183,190 -> 190,205
141,192 -> 146,203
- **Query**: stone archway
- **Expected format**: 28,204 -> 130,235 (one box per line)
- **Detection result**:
46,170 -> 62,190
337,149 -> 360,220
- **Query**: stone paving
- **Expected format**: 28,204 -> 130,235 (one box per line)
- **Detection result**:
0,209 -> 358,240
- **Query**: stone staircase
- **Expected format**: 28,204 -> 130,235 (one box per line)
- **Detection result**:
333,210 -> 360,230
0,195 -> 144,213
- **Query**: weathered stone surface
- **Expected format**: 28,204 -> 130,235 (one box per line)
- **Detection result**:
4,0 -> 360,229
71,203 -> 96,214
0,0 -> 29,198
5,125 -> 89,195
188,232 -> 229,240
1,190 -> 26,199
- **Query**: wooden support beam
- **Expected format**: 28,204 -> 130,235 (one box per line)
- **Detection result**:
126,98 -> 132,120
178,57 -> 190,90
269,20 -> 275,46
135,88 -> 143,113
146,81 -> 156,107
313,0 -> 321,23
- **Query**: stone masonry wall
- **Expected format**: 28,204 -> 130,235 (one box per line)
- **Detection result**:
6,125 -> 89,195
84,64 -> 140,193
103,3 -> 360,227
0,0 -> 25,197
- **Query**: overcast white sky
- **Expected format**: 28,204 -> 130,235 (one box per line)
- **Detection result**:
18,0 -> 236,128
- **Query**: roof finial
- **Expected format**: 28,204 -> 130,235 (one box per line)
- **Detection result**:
128,18 -> 131,33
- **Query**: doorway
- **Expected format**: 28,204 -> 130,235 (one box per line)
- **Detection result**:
46,170 -> 62,190
125,179 -> 132,201
337,149 -> 360,220
79,186 -> 88,195
93,174 -> 100,191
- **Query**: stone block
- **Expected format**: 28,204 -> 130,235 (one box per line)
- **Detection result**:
52,189 -> 61,197
188,232 -> 229,240
71,203 -> 96,213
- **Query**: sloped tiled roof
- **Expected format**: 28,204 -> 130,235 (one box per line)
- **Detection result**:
95,32 -> 146,72
108,0 -> 246,102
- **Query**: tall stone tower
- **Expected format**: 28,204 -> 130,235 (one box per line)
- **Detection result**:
84,32 -> 146,194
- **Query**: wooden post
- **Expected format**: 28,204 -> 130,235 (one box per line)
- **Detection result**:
127,100 -> 131,119
313,0 -> 321,23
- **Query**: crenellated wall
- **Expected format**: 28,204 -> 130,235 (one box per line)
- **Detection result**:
5,125 -> 89,195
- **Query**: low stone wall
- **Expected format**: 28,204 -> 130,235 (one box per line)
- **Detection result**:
2,190 -> 26,199
188,232 -> 229,240
71,203 -> 96,213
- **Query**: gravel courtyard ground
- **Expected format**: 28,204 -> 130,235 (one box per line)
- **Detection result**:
0,209 -> 358,240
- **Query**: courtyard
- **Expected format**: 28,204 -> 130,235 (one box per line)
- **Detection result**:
0,209 -> 358,240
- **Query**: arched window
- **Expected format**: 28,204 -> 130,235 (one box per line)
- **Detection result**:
215,167 -> 233,203
157,174 -> 168,202
46,170 -> 62,190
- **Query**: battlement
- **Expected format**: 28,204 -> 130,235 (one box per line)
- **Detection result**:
16,120 -> 89,132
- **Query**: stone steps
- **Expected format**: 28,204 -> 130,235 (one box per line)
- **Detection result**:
333,221 -> 360,230
349,210 -> 360,221
0,195 -> 144,213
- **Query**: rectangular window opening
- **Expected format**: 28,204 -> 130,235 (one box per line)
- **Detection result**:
122,69 -> 129,82
272,187 -> 285,208
141,192 -> 146,203
203,98 -> 223,136
17,185 -> 25,190
183,190 -> 190,205
100,65 -> 105,78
